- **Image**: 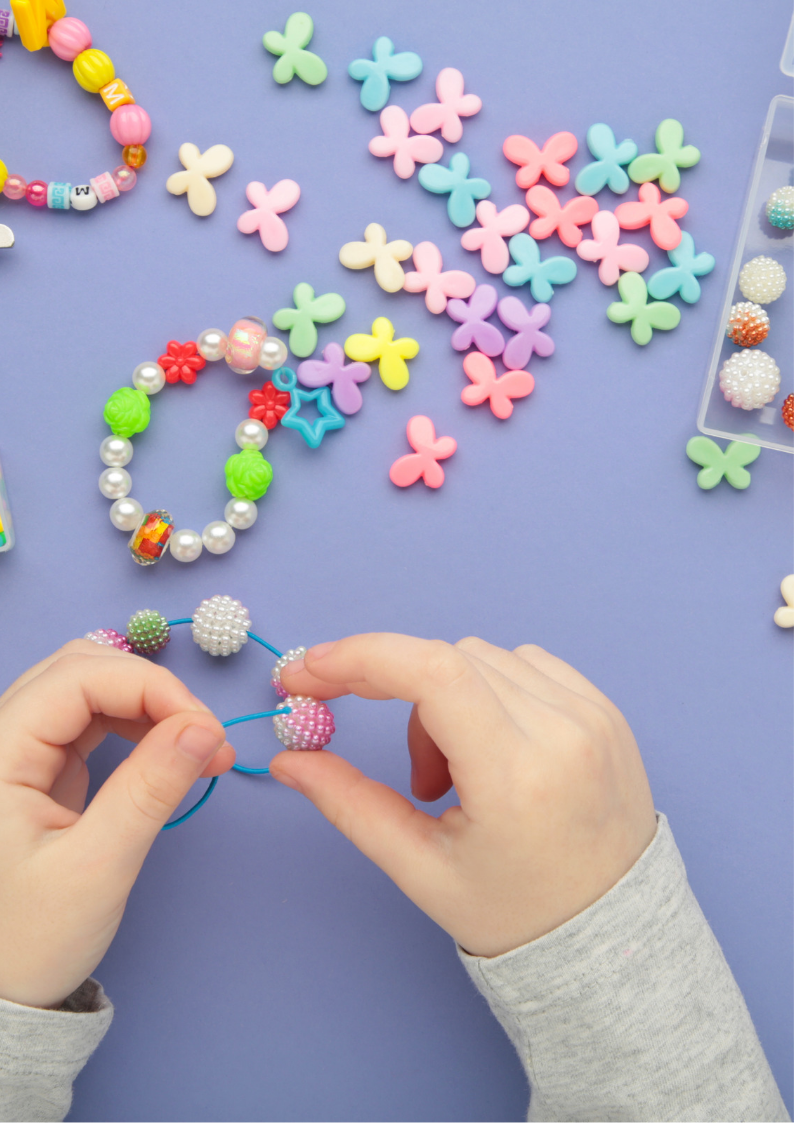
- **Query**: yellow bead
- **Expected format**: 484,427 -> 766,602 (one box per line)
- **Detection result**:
100,77 -> 134,110
73,48 -> 115,93
0,160 -> 7,193
122,145 -> 147,169
10,0 -> 49,50
44,0 -> 66,26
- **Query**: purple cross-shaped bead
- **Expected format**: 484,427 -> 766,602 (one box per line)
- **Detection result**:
446,283 -> 505,357
297,342 -> 372,415
497,297 -> 554,370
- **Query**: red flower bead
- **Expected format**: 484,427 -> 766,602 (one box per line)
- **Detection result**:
248,381 -> 291,429
157,340 -> 206,385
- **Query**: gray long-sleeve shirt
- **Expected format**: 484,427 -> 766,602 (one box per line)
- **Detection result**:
0,813 -> 789,1122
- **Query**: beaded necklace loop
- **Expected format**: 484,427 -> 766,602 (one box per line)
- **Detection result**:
0,0 -> 150,212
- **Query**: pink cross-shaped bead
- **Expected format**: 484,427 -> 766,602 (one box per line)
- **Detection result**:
409,67 -> 482,143
389,415 -> 457,489
460,200 -> 530,274
461,352 -> 535,419
237,179 -> 301,252
368,106 -> 444,180
526,185 -> 599,248
576,210 -> 650,285
403,241 -> 476,314
503,131 -> 578,189
614,182 -> 688,251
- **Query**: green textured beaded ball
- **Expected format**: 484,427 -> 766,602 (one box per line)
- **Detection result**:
126,609 -> 171,654
766,186 -> 794,231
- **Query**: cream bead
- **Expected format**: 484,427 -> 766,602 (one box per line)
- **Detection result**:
197,328 -> 228,362
234,418 -> 269,450
109,496 -> 143,531
132,361 -> 166,394
99,467 -> 132,499
100,435 -> 133,467
259,336 -> 289,370
224,498 -> 258,529
169,528 -> 203,562
202,520 -> 236,554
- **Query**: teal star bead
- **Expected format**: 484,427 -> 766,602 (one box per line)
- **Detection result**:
281,385 -> 345,448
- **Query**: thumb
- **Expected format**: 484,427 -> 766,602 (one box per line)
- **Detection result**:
73,712 -> 230,874
269,749 -> 442,897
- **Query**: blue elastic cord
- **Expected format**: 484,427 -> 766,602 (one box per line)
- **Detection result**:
228,708 -> 290,774
161,776 -> 218,831
166,618 -> 194,627
246,631 -> 283,659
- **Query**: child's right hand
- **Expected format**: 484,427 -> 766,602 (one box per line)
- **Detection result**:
271,634 -> 657,958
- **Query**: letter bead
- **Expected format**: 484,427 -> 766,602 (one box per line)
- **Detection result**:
99,77 -> 134,110
70,183 -> 98,210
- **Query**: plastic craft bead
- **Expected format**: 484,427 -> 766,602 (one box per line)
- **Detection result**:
262,12 -> 327,86
129,510 -> 174,565
628,119 -> 700,194
645,232 -> 715,303
738,256 -> 786,303
169,528 -> 203,563
100,435 -> 132,467
25,179 -> 47,206
123,145 -> 147,169
126,608 -> 171,654
765,186 -> 794,230
196,328 -> 228,363
84,628 -> 133,652
225,447 -> 273,500
348,36 -> 422,112
158,340 -> 206,384
0,223 -> 12,249
99,467 -> 131,499
90,171 -> 119,203
191,595 -> 251,656
109,496 -> 143,531
3,174 -> 26,200
344,317 -> 419,391
99,78 -> 134,111
259,336 -> 289,370
447,284 -> 505,357
237,179 -> 300,252
0,160 -> 6,194
606,271 -> 680,345
685,435 -> 760,490
575,123 -> 638,196
235,418 -> 269,449
718,349 -> 780,410
224,498 -> 258,530
460,201 -> 529,274
782,394 -> 794,431
202,520 -> 236,555
226,317 -> 267,374
526,186 -> 598,248
503,131 -> 577,189
461,352 -> 534,419
273,695 -> 335,750
248,380 -> 291,428
502,233 -> 577,301
773,576 -> 794,628
11,0 -> 64,51
339,223 -> 413,293
112,165 -> 136,192
576,210 -> 649,285
271,647 -> 307,698
277,368 -> 345,447
614,182 -> 688,251
272,284 -> 346,359
132,360 -> 166,394
297,341 -> 371,415
497,297 -> 554,369
409,68 -> 481,143
417,152 -> 491,228
47,16 -> 91,60
73,48 -> 114,93
403,241 -> 475,314
166,142 -> 234,217
368,106 -> 443,179
104,386 -> 150,437
725,302 -> 769,347
389,415 -> 456,489
46,181 -> 70,209
109,103 -> 151,146
70,183 -> 97,210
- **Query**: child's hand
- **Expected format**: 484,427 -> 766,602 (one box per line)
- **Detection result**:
0,640 -> 234,1009
270,634 -> 656,958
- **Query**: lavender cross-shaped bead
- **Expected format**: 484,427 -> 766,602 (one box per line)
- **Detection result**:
446,284 -> 505,357
297,342 -> 372,415
497,297 -> 554,370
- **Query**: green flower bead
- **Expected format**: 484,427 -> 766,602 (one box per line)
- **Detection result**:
126,609 -> 170,655
225,447 -> 273,501
104,387 -> 150,438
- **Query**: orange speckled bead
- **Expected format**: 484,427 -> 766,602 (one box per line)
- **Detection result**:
122,144 -> 147,169
782,394 -> 794,432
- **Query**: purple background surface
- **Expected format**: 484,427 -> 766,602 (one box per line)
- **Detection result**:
0,1 -> 792,1119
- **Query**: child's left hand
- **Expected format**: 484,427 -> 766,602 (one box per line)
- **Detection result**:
0,640 -> 235,1010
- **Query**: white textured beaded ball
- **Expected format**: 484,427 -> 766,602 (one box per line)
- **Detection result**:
719,349 -> 780,410
191,594 -> 251,656
765,186 -> 794,230
738,256 -> 787,303
271,646 -> 307,697
273,695 -> 335,750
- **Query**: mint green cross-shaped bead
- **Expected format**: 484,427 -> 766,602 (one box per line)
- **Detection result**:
263,12 -> 328,86
606,271 -> 680,345
272,283 -> 346,358
628,119 -> 700,194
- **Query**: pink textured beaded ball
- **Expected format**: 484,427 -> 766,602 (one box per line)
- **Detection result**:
109,104 -> 152,147
84,628 -> 134,652
271,647 -> 307,698
273,695 -> 335,750
48,17 -> 92,61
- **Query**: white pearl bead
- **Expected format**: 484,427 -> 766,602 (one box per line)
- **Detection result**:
197,328 -> 228,362
99,467 -> 132,499
109,496 -> 143,531
170,528 -> 203,562
259,337 -> 289,370
234,418 -> 269,450
132,361 -> 166,394
224,498 -> 258,529
202,520 -> 236,554
100,435 -> 133,467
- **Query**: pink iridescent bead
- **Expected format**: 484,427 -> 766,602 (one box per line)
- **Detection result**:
84,628 -> 134,653
2,175 -> 27,201
273,696 -> 335,750
112,165 -> 137,192
25,180 -> 48,207
271,646 -> 307,698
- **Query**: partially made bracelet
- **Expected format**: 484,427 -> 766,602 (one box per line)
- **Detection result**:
0,0 -> 151,211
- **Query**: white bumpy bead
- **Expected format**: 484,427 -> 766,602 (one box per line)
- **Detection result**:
190,595 -> 251,656
271,646 -> 307,696
738,256 -> 787,303
719,349 -> 780,410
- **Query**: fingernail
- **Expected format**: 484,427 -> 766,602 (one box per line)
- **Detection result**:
177,724 -> 224,763
307,641 -> 335,661
281,657 -> 304,677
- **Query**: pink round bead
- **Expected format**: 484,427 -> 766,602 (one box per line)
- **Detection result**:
26,180 -> 48,207
84,628 -> 134,653
109,103 -> 151,146
48,17 -> 92,61
112,164 -> 137,192
273,696 -> 335,751
2,174 -> 27,200
226,317 -> 267,374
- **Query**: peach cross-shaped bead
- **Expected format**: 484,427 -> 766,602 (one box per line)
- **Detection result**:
165,143 -> 235,217
409,67 -> 482,143
236,179 -> 300,251
368,106 -> 443,180
461,352 -> 534,419
526,185 -> 599,248
403,241 -> 475,314
503,131 -> 578,189
576,210 -> 650,285
460,200 -> 529,274
339,222 -> 413,293
614,182 -> 688,251
389,415 -> 457,489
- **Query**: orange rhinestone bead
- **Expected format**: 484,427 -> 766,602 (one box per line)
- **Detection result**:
782,394 -> 794,432
122,144 -> 147,169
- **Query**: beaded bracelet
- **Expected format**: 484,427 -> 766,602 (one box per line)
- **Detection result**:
85,594 -> 335,830
100,317 -> 290,565
0,0 -> 150,211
